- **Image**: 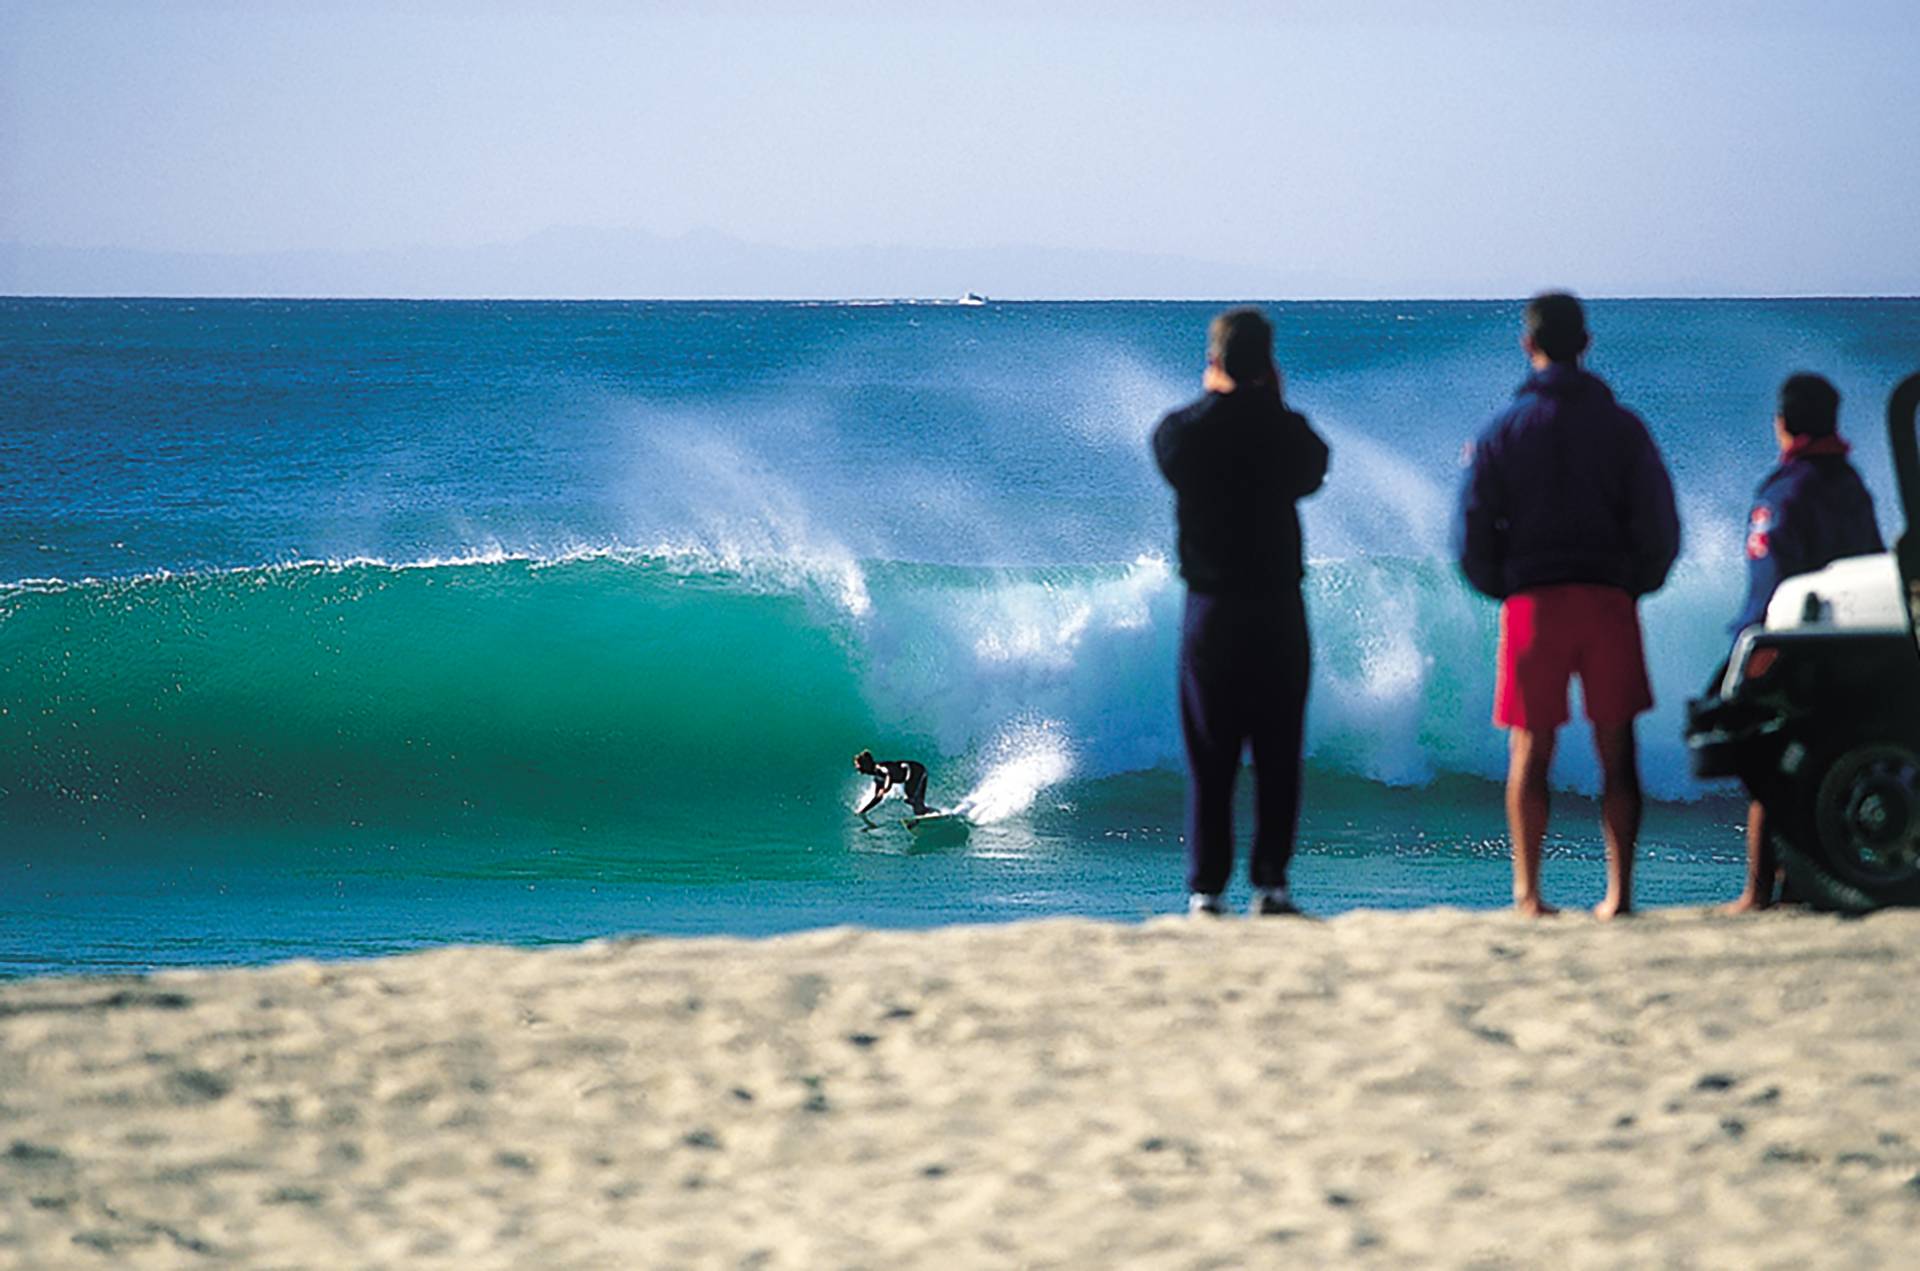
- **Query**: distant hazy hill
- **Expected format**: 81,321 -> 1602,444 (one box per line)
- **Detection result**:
0,227 -> 1342,300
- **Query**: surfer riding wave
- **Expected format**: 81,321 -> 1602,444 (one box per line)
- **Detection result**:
853,750 -> 933,819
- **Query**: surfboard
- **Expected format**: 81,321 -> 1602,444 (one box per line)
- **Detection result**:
902,810 -> 971,841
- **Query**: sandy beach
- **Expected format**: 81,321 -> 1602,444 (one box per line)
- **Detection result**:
3,908 -> 1918,1268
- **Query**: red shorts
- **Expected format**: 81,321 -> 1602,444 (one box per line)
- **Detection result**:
1495,584 -> 1653,730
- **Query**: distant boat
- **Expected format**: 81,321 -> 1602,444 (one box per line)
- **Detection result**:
956,292 -> 988,306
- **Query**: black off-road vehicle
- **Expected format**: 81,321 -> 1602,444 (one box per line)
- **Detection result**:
1685,373 -> 1920,910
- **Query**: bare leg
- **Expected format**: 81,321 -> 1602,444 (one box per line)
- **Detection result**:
1506,727 -> 1558,917
1723,801 -> 1775,913
1591,721 -> 1640,920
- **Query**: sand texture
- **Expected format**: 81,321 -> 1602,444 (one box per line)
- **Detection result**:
3,908 -> 1919,1268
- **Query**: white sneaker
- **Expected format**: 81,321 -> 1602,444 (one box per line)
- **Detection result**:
1188,892 -> 1225,917
1250,886 -> 1300,916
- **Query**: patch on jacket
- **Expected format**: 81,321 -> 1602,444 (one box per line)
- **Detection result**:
1745,505 -> 1774,560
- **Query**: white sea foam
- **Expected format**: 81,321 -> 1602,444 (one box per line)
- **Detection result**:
0,540 -> 873,616
952,720 -> 1076,824
967,555 -> 1167,669
626,412 -> 873,618
833,537 -> 1752,803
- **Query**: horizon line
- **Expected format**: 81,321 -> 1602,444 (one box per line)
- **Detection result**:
7,292 -> 1920,304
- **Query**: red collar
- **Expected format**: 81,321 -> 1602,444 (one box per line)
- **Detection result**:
1783,434 -> 1850,461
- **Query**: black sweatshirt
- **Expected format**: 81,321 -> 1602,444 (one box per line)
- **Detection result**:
1151,386 -> 1330,593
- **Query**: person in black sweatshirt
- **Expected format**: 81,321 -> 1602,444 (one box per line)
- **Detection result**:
1152,308 -> 1330,917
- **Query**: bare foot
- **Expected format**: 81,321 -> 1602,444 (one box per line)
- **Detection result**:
1593,894 -> 1632,921
1514,895 -> 1560,918
1721,892 -> 1773,916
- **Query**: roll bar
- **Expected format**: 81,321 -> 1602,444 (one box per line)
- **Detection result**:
1891,371 -> 1920,643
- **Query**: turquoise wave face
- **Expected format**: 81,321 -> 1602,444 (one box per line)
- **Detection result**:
2,543 -> 1749,858
0,557 -> 879,851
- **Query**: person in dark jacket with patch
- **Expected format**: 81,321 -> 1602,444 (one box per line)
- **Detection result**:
1152,308 -> 1330,917
1725,373 -> 1884,912
1455,292 -> 1681,920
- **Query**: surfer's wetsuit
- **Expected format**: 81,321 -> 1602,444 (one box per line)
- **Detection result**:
856,759 -> 931,817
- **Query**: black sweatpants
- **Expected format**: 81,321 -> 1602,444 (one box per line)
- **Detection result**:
1178,587 -> 1311,895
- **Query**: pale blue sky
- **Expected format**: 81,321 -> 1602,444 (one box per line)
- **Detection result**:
3,1 -> 1916,296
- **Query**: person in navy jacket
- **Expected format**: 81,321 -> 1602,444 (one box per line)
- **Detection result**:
1725,373 -> 1883,912
1455,293 -> 1681,920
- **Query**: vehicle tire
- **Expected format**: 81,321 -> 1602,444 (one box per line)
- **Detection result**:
1776,741 -> 1920,910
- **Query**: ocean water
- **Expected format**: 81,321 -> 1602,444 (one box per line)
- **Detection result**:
5,297 -> 1918,976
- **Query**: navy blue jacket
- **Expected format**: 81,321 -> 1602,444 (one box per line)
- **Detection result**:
1455,364 -> 1680,600
1730,439 -> 1883,635
1152,385 -> 1330,593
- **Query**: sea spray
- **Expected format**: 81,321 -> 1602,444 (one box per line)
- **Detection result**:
951,720 -> 1076,823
